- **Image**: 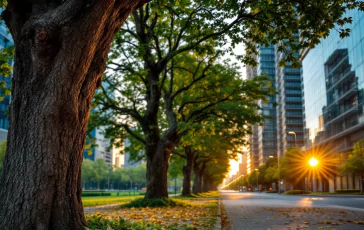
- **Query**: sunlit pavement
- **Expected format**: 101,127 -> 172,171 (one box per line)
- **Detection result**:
220,190 -> 364,229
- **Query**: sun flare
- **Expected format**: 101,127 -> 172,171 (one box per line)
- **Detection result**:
309,157 -> 318,167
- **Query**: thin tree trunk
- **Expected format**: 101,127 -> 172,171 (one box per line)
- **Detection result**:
0,1 -> 146,229
182,162 -> 193,196
202,173 -> 214,192
192,167 -> 202,194
193,159 -> 205,194
182,147 -> 195,196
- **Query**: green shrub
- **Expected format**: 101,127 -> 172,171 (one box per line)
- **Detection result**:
82,192 -> 111,197
120,198 -> 187,208
335,189 -> 360,193
265,190 -> 278,193
135,191 -> 178,196
284,190 -> 311,195
83,190 -> 106,193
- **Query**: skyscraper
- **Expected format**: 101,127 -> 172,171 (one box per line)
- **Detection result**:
247,42 -> 305,168
275,44 -> 304,158
83,81 -> 114,166
246,53 -> 260,169
256,44 -> 277,165
83,127 -> 113,166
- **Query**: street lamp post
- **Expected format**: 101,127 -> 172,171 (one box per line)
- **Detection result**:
255,168 -> 259,191
240,174 -> 244,192
288,131 -> 297,147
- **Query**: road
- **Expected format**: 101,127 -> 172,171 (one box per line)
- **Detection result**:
221,191 -> 364,229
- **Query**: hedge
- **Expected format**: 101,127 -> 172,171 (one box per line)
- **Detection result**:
335,189 -> 360,193
83,190 -> 106,192
82,192 -> 111,197
284,190 -> 311,195
265,190 -> 278,193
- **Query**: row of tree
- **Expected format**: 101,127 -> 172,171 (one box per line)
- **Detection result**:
89,0 -> 364,199
89,0 -> 277,199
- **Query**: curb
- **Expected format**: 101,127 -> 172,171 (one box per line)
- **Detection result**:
298,194 -> 364,198
215,198 -> 222,229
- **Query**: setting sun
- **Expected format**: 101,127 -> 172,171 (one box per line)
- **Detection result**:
309,157 -> 318,167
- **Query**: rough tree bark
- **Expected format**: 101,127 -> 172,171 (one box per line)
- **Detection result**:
142,74 -> 181,199
182,146 -> 195,196
0,1 -> 148,229
145,142 -> 171,199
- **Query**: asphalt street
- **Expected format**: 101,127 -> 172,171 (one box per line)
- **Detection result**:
221,191 -> 364,229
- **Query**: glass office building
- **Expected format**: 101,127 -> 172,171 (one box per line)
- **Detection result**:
0,11 -> 13,131
83,83 -> 114,166
256,44 -> 277,165
246,53 -> 260,170
302,9 -> 364,192
275,46 -> 304,158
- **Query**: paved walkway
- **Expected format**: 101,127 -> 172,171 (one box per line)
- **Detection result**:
221,191 -> 364,230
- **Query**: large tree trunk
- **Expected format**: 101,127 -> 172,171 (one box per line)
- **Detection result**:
143,86 -> 180,199
0,1 -> 146,229
145,141 -> 173,199
182,146 -> 195,196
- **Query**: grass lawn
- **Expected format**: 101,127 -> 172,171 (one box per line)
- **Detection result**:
172,191 -> 220,200
82,191 -> 219,207
82,190 -> 185,207
85,193 -> 219,229
82,195 -> 144,207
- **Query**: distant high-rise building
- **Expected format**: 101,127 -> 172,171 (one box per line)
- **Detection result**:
83,127 -> 113,166
247,42 -> 305,169
123,137 -> 143,168
239,151 -> 248,176
275,42 -> 304,158
83,81 -> 114,166
256,44 -> 277,165
0,10 -> 14,142
246,52 -> 261,170
301,9 -> 364,192
112,146 -> 123,168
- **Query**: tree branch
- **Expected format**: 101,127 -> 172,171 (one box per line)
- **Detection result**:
120,123 -> 146,145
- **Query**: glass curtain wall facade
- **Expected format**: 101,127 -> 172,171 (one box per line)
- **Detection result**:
302,9 -> 364,192
275,46 -> 304,158
0,10 -> 14,131
83,82 -> 114,166
257,44 -> 277,165
246,53 -> 260,170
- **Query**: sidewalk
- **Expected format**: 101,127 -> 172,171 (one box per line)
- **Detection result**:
224,204 -> 364,229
